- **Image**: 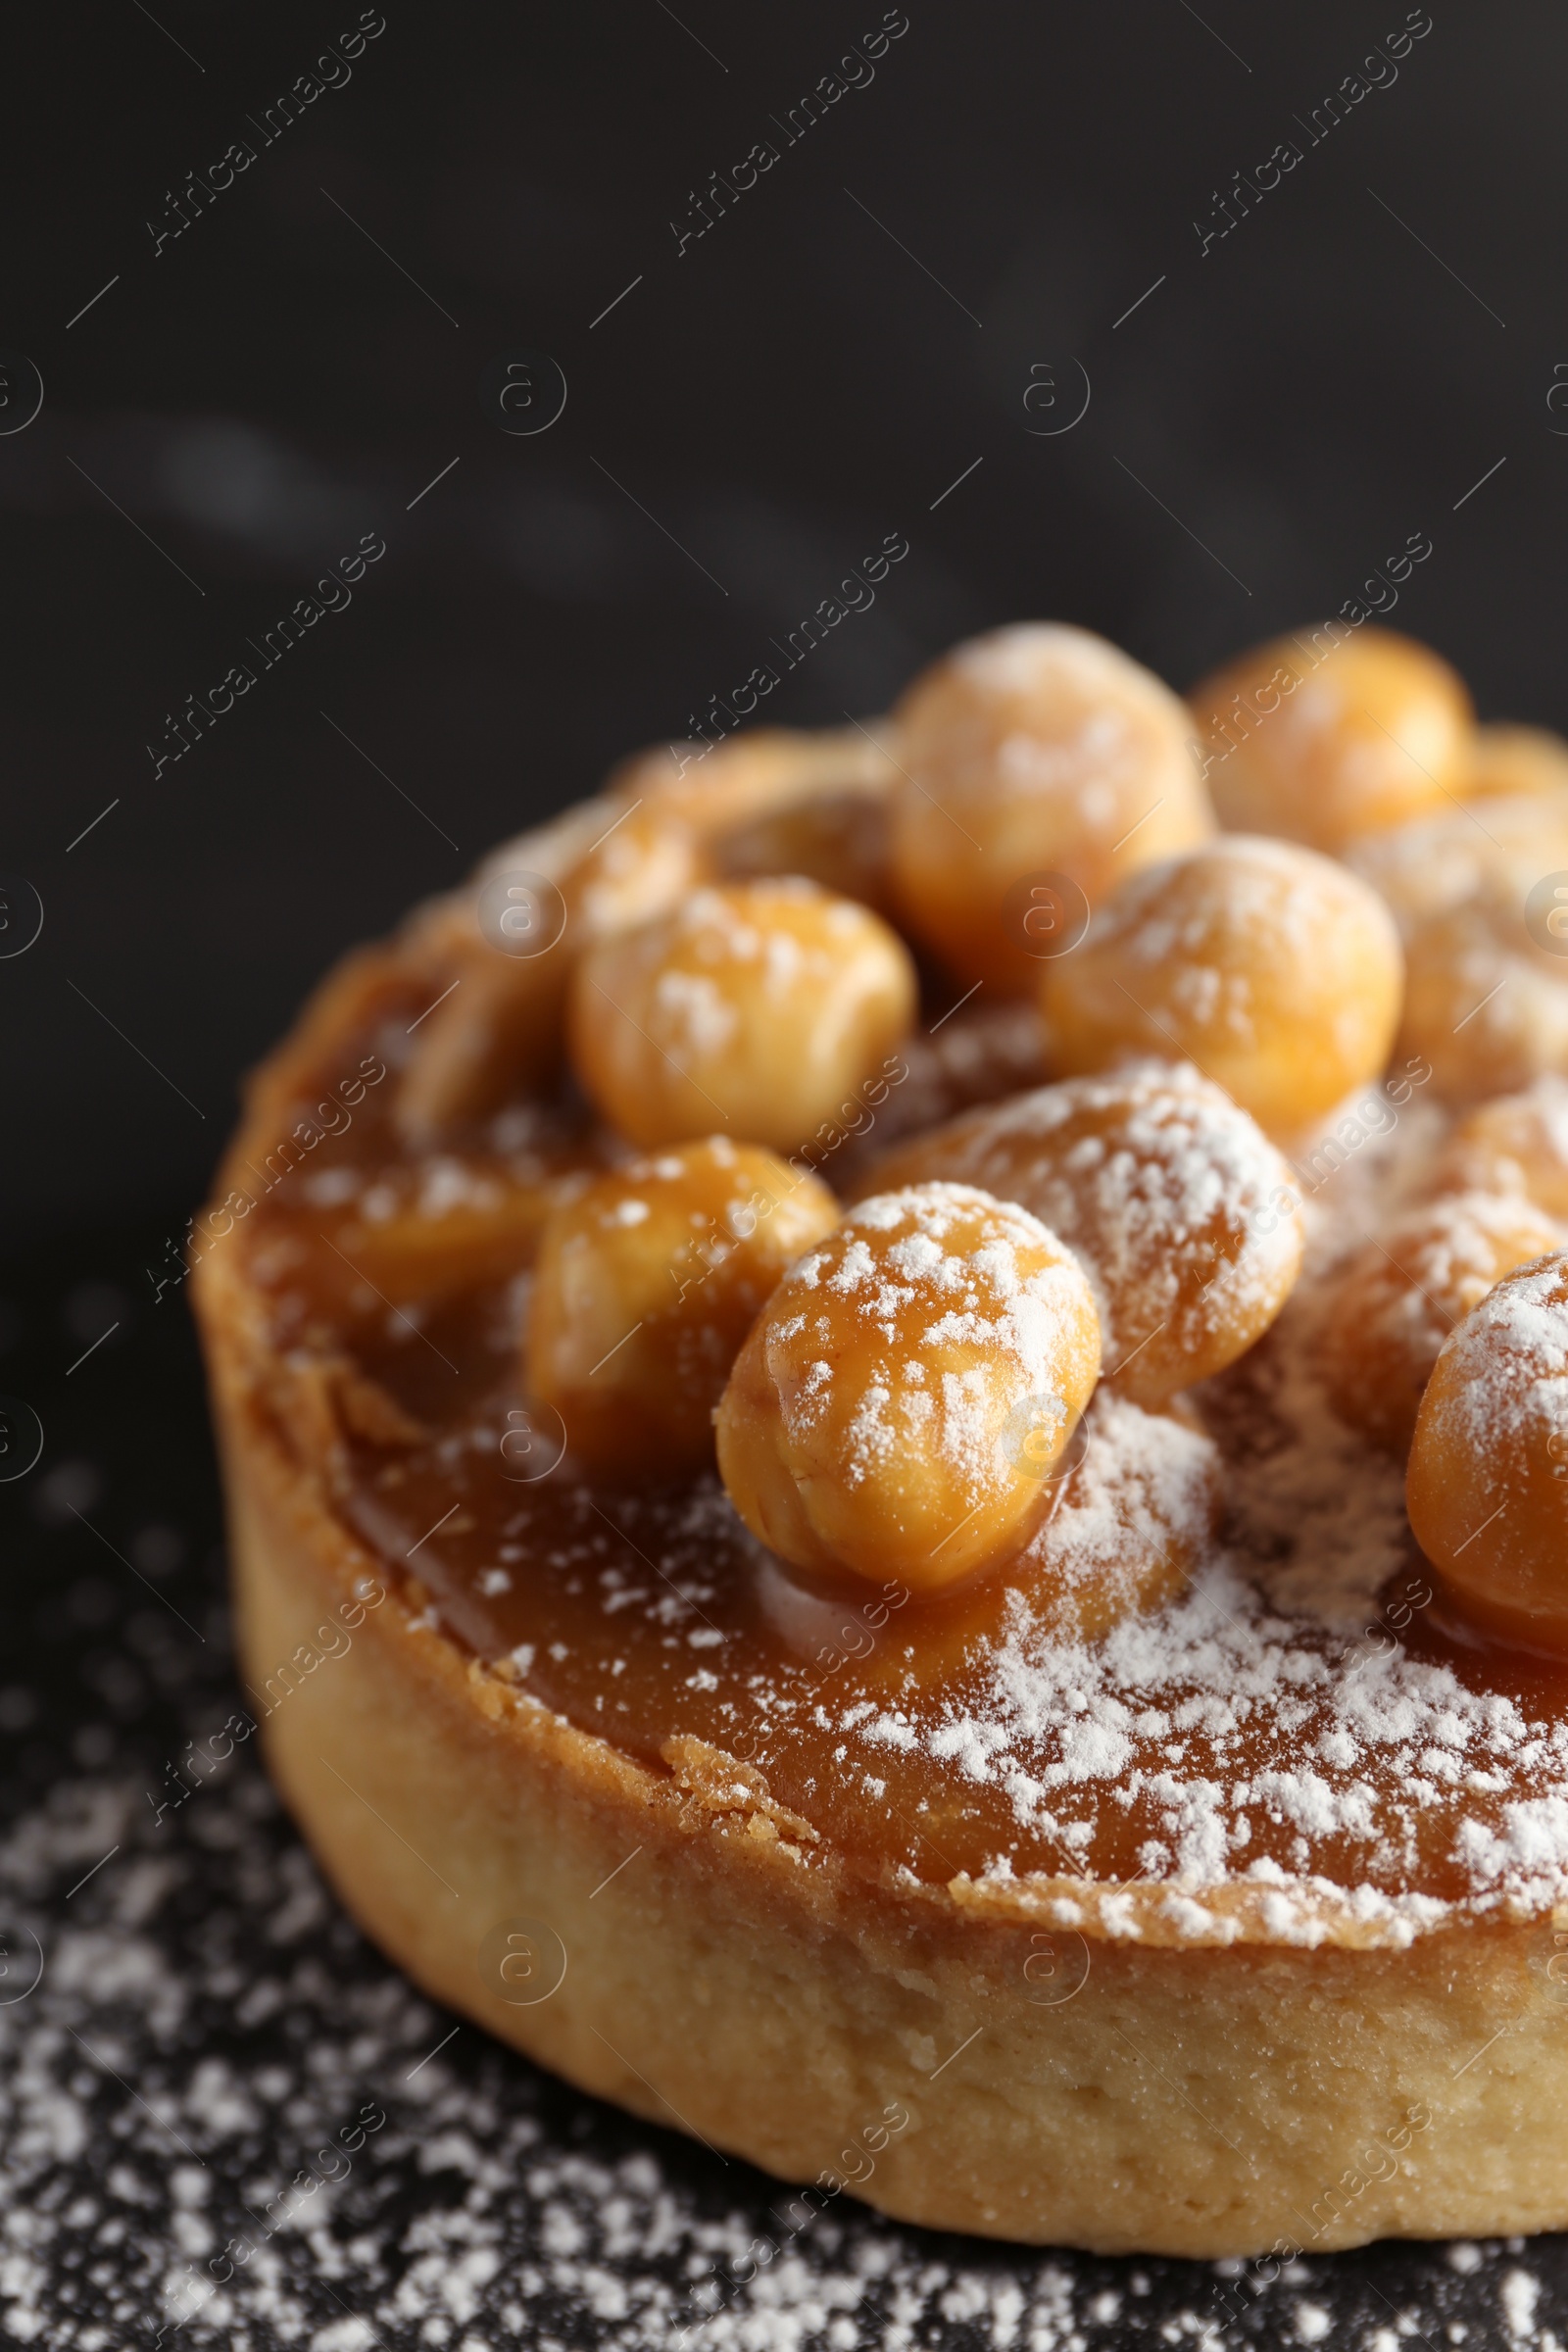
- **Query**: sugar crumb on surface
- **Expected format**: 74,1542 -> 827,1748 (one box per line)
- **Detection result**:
8,1755 -> 1544,2344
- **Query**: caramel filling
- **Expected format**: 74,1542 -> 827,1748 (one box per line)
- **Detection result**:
235,1021 -> 1568,1911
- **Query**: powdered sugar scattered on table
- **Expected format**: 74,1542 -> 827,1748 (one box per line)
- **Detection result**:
3,1757 -> 1559,2348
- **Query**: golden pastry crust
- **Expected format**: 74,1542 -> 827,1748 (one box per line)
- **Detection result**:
194,716 -> 1568,2261
199,1209 -> 1568,2258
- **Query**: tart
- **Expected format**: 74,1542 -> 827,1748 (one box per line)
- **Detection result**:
195,626 -> 1568,2260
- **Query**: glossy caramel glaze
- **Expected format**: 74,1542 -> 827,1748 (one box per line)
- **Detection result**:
231,981 -> 1568,1922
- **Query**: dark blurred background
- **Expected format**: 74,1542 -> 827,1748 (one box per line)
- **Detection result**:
2,0 -> 1559,1239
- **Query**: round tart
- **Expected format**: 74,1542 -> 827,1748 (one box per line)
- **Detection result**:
195,634 -> 1568,2259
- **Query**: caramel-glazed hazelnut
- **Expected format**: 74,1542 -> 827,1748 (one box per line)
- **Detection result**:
1041,836 -> 1403,1137
605,720 -> 894,845
1189,623 -> 1473,851
394,724 -> 897,1140
1463,721 -> 1568,802
860,1063 -> 1303,1405
714,788 -> 890,907
887,623 -> 1213,996
1317,1193 -> 1563,1456
1396,876 -> 1568,1106
1406,1251 -> 1568,1653
394,799 -> 705,1141
568,878 -> 916,1153
1348,793 -> 1568,935
528,1138 -> 839,1477
715,1182 -> 1102,1592
1433,1079 -> 1568,1214
763,1391 -> 1219,1690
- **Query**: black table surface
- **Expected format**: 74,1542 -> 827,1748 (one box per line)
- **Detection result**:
1,1217 -> 1561,2351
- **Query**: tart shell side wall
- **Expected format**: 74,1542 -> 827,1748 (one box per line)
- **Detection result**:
195,1230 -> 1568,2256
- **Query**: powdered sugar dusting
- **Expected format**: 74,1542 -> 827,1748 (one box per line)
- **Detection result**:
774,1185 -> 1096,1497
789,1123 -> 1568,1938
873,1061 -> 1301,1374
640,881 -> 895,1073
1014,1388 -> 1216,1634
1421,1254 -> 1568,1460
